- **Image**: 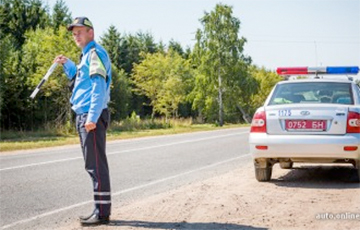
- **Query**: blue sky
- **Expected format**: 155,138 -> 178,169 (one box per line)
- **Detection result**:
45,0 -> 359,74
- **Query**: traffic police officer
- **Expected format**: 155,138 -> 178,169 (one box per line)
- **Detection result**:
54,17 -> 112,226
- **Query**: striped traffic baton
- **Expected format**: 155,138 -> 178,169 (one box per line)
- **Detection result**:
30,62 -> 58,99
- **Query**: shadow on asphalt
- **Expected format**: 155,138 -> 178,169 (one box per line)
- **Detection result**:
108,220 -> 268,230
272,165 -> 360,189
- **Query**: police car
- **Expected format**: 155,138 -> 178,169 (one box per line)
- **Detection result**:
249,66 -> 360,182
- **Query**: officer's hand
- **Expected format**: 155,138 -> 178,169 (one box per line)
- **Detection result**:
85,122 -> 96,132
54,55 -> 68,65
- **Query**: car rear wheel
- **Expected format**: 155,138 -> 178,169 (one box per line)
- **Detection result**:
280,162 -> 293,169
255,167 -> 272,182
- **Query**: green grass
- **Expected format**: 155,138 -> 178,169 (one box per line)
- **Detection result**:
0,120 -> 248,152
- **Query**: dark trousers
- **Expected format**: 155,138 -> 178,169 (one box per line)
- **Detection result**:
76,109 -> 111,217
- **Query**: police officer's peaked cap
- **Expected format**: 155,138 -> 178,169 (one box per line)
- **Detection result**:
67,17 -> 93,31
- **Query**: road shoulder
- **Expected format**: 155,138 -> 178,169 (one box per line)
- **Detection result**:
56,162 -> 360,230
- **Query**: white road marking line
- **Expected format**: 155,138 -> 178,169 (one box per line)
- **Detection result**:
112,154 -> 251,196
1,154 -> 250,229
0,132 -> 248,172
0,128 -> 249,158
0,157 -> 83,172
0,157 -> 82,172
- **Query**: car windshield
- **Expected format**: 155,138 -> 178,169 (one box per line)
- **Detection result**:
268,82 -> 353,105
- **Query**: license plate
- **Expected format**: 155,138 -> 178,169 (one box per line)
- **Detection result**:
285,120 -> 327,131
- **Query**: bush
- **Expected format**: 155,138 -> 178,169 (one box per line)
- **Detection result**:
110,112 -> 174,132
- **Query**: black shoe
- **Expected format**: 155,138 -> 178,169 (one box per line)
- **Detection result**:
80,213 -> 110,226
79,210 -> 96,221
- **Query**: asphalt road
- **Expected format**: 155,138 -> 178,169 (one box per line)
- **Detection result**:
0,127 -> 251,230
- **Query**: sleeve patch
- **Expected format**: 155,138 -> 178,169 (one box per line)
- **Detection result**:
89,49 -> 107,79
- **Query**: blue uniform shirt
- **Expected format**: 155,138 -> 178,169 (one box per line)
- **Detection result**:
63,41 -> 112,123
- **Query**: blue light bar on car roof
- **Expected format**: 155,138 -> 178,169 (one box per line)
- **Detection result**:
277,66 -> 359,75
326,66 -> 359,74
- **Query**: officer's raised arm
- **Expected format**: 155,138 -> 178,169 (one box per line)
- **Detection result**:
54,55 -> 77,80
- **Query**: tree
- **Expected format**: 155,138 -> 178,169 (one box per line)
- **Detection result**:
51,0 -> 72,31
249,66 -> 282,114
121,32 -> 161,117
132,50 -> 193,119
108,66 -> 132,120
0,35 -> 23,130
0,0 -> 75,131
120,32 -> 159,74
168,40 -> 191,60
20,26 -> 78,130
191,4 -> 251,125
100,26 -> 132,120
0,0 -> 49,49
168,40 -> 184,56
100,25 -> 124,69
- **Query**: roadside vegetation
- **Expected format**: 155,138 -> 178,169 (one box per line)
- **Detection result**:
1,0 -> 281,151
0,118 -> 247,152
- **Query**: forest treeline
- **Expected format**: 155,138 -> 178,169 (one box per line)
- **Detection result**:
0,0 -> 282,132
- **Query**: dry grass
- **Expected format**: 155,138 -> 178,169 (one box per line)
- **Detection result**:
0,120 -> 247,152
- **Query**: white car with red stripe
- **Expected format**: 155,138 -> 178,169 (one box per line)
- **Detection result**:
249,66 -> 360,182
